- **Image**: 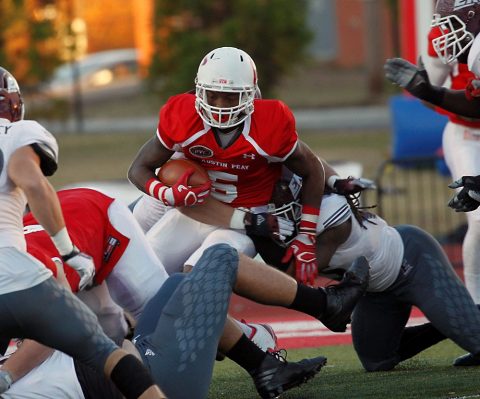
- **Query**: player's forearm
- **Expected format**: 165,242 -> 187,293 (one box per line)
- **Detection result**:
435,89 -> 480,118
128,136 -> 173,192
2,340 -> 54,382
179,196 -> 235,227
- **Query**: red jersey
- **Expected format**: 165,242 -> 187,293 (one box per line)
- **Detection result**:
23,188 -> 129,292
157,93 -> 298,207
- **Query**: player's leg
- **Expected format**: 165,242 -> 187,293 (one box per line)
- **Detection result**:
351,289 -> 411,371
395,225 -> 480,363
106,199 -> 169,319
136,244 -> 327,399
133,244 -> 238,399
131,194 -> 169,233
146,208 -> 217,274
233,253 -> 369,332
443,122 -> 480,303
0,276 -> 162,398
183,228 -> 256,271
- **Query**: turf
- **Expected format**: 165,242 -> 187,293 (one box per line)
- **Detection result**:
208,341 -> 479,399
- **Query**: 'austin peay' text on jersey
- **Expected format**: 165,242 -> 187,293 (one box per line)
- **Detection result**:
157,93 -> 298,207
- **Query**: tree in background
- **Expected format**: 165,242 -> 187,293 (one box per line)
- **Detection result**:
150,0 -> 312,98
0,0 -> 60,87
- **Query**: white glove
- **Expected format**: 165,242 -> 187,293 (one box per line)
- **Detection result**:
62,246 -> 96,290
0,370 -> 12,394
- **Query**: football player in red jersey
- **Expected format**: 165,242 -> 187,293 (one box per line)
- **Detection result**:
384,2 -> 480,226
23,187 -> 170,344
128,46 -> 335,284
421,25 -> 480,306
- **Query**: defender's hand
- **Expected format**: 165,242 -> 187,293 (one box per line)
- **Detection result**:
62,246 -> 95,290
244,213 -> 295,242
448,176 -> 480,212
384,57 -> 432,100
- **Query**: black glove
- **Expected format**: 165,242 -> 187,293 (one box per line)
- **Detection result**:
384,57 -> 436,102
244,213 -> 294,242
332,177 -> 376,195
448,176 -> 480,212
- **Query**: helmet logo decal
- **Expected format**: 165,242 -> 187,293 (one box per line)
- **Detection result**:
454,0 -> 480,11
189,145 -> 214,158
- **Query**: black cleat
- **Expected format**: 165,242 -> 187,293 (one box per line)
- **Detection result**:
320,256 -> 370,332
250,351 -> 327,399
453,353 -> 480,366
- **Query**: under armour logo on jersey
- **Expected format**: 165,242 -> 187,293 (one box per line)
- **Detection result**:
243,153 -> 255,159
145,349 -> 156,356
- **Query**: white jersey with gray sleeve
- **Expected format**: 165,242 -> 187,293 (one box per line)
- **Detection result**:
0,117 -> 58,250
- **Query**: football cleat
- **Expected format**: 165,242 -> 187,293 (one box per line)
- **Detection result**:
250,351 -> 327,399
453,353 -> 480,366
319,256 -> 370,332
242,320 -> 279,353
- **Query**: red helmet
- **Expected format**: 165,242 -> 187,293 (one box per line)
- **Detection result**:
0,67 -> 24,122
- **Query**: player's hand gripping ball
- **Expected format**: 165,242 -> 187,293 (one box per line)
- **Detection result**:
156,159 -> 211,207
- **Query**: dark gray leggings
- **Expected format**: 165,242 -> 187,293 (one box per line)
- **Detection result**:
0,277 -> 117,371
134,243 -> 239,399
351,224 -> 480,371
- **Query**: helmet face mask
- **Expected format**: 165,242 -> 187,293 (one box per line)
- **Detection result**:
0,67 -> 24,122
195,47 -> 258,129
431,13 -> 475,64
431,0 -> 480,64
268,172 -> 303,245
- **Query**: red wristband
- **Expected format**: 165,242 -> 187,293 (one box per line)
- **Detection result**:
299,205 -> 320,237
145,178 -> 168,204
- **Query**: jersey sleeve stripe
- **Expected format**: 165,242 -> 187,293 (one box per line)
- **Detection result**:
323,204 -> 351,229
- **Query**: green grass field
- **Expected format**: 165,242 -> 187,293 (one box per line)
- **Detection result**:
209,342 -> 478,399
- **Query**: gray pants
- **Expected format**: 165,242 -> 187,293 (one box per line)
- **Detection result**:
351,225 -> 480,371
0,278 -> 117,372
134,243 -> 239,399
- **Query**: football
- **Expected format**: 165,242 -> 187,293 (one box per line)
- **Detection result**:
157,158 -> 210,187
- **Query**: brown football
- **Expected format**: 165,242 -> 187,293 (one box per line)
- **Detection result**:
157,158 -> 210,187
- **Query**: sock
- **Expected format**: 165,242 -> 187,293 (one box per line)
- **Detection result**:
288,283 -> 327,318
398,323 -> 446,361
226,334 -> 267,374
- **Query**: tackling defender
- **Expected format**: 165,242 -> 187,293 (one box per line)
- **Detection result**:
0,66 -> 163,398
233,173 -> 480,372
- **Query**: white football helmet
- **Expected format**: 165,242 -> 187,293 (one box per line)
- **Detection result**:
195,47 -> 258,129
